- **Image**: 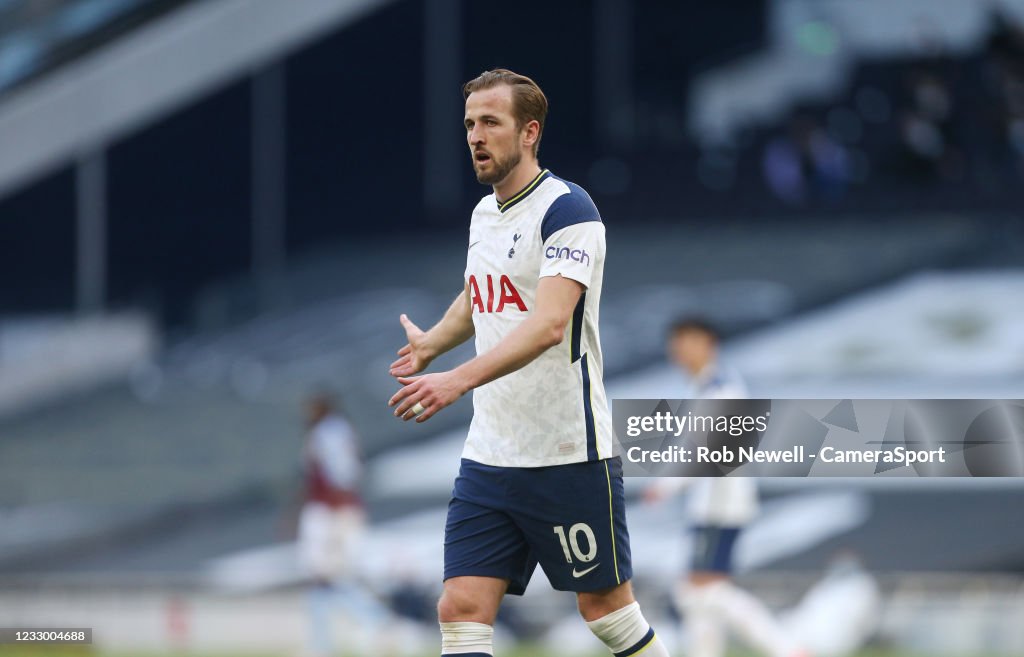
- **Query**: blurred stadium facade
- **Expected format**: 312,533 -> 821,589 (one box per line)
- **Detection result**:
1,0 -> 1023,655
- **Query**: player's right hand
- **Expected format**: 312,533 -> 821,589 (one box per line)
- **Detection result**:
390,314 -> 434,377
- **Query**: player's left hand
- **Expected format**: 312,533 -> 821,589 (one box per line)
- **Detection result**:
388,371 -> 466,423
390,314 -> 435,378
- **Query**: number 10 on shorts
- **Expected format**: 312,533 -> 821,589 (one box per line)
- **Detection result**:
553,523 -> 598,563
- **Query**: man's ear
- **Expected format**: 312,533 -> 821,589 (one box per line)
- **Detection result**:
522,120 -> 541,150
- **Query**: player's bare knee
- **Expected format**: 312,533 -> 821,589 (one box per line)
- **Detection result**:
437,589 -> 491,624
578,597 -> 621,622
577,582 -> 636,622
437,590 -> 472,623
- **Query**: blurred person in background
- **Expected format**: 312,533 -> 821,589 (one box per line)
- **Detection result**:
898,69 -> 965,183
987,15 -> 1024,180
781,552 -> 881,657
762,115 -> 849,205
389,68 -> 672,657
646,318 -> 805,657
298,392 -> 385,657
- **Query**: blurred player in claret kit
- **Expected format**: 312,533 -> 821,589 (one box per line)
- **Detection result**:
647,319 -> 806,657
388,69 -> 671,657
298,393 -> 385,656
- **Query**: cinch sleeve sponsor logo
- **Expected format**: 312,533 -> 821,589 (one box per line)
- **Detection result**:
545,245 -> 590,266
468,274 -> 528,313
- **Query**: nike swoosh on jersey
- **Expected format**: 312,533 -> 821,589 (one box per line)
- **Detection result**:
468,240 -> 481,249
572,563 -> 600,578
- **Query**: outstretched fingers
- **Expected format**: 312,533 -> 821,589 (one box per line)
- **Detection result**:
389,376 -> 423,419
390,353 -> 413,375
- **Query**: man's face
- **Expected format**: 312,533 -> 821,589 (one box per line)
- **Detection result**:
305,399 -> 329,426
669,330 -> 715,376
464,85 -> 524,185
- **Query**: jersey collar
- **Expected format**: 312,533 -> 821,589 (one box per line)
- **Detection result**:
496,169 -> 551,213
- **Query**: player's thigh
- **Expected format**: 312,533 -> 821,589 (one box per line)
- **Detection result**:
511,457 -> 633,595
576,580 -> 636,622
438,575 -> 508,624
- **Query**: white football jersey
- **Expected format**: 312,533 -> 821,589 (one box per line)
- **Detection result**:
692,362 -> 748,400
307,415 -> 361,489
687,477 -> 758,526
690,361 -> 758,525
462,169 -> 612,467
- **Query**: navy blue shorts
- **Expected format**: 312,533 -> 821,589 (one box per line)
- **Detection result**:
444,457 -> 632,595
690,525 -> 741,574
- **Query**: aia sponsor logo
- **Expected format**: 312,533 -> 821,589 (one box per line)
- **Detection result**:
545,245 -> 590,266
468,274 -> 527,313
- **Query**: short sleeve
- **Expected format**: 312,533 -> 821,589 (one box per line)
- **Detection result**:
538,185 -> 604,288
539,222 -> 605,288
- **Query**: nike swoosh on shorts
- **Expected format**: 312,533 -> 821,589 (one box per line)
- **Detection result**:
572,563 -> 600,578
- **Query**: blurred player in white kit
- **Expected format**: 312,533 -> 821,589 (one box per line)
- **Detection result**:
647,318 -> 806,657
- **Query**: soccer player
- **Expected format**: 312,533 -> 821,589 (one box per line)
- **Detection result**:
298,394 -> 384,656
389,69 -> 670,657
647,319 -> 803,657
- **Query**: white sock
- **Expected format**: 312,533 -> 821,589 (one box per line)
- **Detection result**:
680,586 -> 727,657
440,621 -> 493,656
586,601 -> 671,657
695,580 -> 795,657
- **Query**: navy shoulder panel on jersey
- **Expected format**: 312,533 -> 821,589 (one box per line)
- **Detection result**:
540,178 -> 602,243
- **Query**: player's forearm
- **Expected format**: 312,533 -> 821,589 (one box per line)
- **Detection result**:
453,313 -> 563,392
424,292 -> 475,359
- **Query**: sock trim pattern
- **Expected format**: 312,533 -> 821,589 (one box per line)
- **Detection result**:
614,627 -> 657,657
